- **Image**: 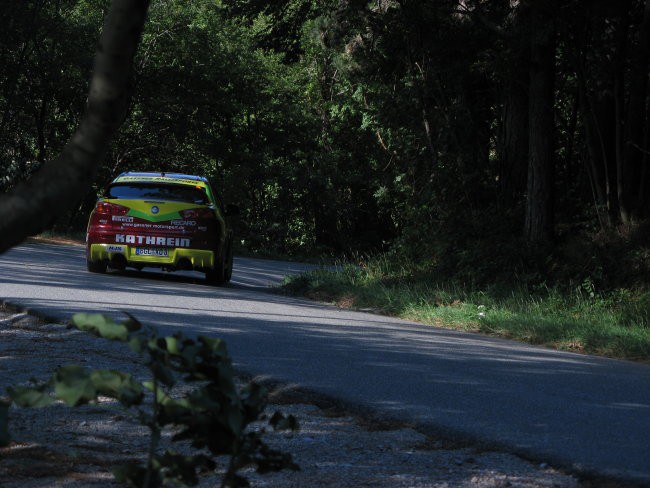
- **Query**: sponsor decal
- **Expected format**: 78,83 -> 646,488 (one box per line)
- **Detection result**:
107,245 -> 125,253
112,215 -> 134,223
122,223 -> 153,229
120,222 -> 195,231
170,220 -> 197,226
115,234 -> 191,247
118,176 -> 204,186
119,206 -> 183,223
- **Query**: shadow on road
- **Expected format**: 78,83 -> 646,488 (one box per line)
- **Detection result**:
2,242 -> 650,485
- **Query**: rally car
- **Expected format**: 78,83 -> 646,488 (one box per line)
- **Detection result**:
86,172 -> 236,285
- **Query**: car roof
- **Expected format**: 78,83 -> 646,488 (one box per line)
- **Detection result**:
112,172 -> 209,188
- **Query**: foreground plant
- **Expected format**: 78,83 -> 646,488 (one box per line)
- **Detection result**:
2,313 -> 298,487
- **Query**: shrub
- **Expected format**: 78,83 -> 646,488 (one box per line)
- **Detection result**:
1,313 -> 298,487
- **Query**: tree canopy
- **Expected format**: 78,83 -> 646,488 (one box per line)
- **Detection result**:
1,0 -> 649,281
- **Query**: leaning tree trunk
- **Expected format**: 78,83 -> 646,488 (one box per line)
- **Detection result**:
0,0 -> 150,254
524,0 -> 556,243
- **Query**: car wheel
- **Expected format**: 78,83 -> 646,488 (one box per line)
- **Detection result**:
205,267 -> 225,286
205,256 -> 226,286
224,240 -> 233,282
87,259 -> 107,274
206,240 -> 234,286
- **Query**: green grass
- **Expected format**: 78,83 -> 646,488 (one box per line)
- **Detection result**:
282,257 -> 650,361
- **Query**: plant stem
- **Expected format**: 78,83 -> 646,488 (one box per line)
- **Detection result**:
143,376 -> 159,488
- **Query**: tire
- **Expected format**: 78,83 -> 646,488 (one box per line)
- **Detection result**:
205,263 -> 226,286
205,255 -> 226,286
223,240 -> 233,282
87,259 -> 107,274
205,240 -> 233,286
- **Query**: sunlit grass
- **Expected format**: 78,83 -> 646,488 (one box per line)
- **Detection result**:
282,258 -> 650,361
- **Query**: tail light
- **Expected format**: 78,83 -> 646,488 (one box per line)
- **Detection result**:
95,201 -> 129,215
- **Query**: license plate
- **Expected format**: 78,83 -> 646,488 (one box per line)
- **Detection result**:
135,248 -> 169,257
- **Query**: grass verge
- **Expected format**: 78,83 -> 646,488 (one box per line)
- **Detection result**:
281,257 -> 650,362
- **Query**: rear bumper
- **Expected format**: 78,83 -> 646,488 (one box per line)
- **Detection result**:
87,243 -> 215,271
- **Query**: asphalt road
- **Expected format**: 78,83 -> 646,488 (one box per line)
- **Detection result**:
1,242 -> 649,485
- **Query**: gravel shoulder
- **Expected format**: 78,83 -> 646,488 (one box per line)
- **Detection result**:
0,305 -> 586,487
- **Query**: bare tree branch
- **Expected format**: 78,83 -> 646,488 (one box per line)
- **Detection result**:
0,0 -> 150,254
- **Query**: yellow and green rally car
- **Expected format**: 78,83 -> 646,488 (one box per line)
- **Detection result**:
86,172 -> 236,285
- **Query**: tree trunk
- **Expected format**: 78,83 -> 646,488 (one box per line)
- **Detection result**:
577,56 -> 619,228
35,97 -> 48,164
623,0 -> 650,220
640,109 -> 650,214
498,3 -> 530,205
614,0 -> 631,224
524,0 -> 556,243
0,0 -> 150,254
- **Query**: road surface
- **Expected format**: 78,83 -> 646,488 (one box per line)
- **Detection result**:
1,242 -> 649,485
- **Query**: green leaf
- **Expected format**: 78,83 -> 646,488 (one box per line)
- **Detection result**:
54,365 -> 97,406
163,336 -> 181,355
7,384 -> 54,408
73,313 -> 129,341
199,336 -> 227,357
152,363 -> 176,388
122,312 -> 142,332
180,345 -> 200,369
141,381 -> 175,407
156,388 -> 177,407
90,369 -> 144,406
129,336 -> 145,353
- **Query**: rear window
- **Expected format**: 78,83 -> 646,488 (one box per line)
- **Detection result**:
107,183 -> 209,205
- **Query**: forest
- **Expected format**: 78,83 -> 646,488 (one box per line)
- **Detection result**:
1,1 -> 649,300
2,3 -> 650,484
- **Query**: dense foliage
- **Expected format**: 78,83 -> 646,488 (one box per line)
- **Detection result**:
3,313 -> 298,487
1,0 -> 648,288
